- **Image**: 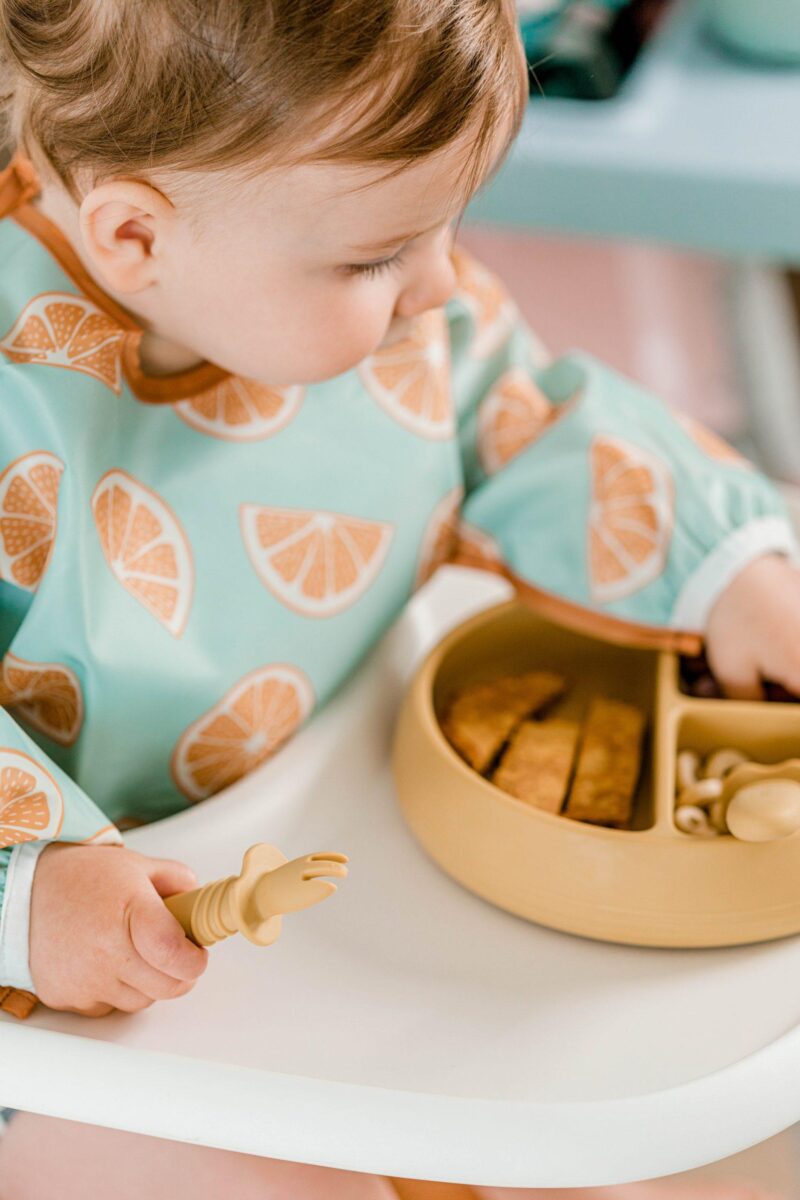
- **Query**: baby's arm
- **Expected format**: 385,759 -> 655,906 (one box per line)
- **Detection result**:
447,249 -> 800,693
0,712 -> 206,1014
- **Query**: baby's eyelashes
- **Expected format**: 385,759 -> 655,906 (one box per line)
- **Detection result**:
342,248 -> 407,279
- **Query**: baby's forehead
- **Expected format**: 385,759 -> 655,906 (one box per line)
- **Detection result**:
229,136 -> 483,252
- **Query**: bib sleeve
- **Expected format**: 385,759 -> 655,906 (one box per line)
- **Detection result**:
447,248 -> 797,649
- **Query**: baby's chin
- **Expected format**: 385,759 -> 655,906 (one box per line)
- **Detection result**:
243,357 -> 367,388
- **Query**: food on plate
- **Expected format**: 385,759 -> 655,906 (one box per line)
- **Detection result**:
492,718 -> 579,813
440,670 -> 565,773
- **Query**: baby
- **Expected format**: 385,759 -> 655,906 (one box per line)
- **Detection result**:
0,0 -> 796,1196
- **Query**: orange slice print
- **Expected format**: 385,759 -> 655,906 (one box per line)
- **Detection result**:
677,413 -> 752,469
0,292 -> 125,393
0,653 -> 83,746
0,748 -> 64,848
174,379 -> 304,441
415,486 -> 464,588
451,246 -> 517,360
359,310 -> 453,440
92,470 -> 194,636
589,436 -> 674,603
172,664 -> 315,802
478,367 -> 553,474
451,520 -> 504,573
241,505 -> 393,617
0,450 -> 64,591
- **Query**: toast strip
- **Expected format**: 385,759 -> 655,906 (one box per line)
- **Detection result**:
565,696 -> 645,828
493,718 -> 579,813
441,671 -> 565,773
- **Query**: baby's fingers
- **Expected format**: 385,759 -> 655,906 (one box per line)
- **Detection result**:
121,957 -> 196,1004
761,645 -> 800,700
105,981 -> 155,1014
706,644 -> 763,701
717,672 -> 763,702
145,856 -> 199,898
64,1002 -> 114,1019
128,895 -> 208,982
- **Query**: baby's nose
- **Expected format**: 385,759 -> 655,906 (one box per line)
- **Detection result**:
395,254 -> 457,319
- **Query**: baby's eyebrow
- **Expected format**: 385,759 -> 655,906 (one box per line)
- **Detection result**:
347,220 -> 442,256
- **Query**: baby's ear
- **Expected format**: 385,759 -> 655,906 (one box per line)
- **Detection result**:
79,179 -> 175,294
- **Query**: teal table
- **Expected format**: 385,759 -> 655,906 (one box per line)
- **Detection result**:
470,0 -> 800,264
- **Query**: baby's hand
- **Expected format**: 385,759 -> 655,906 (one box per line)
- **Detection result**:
29,843 -> 208,1017
706,554 -> 800,700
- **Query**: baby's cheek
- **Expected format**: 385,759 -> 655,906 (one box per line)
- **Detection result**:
300,300 -> 391,380
180,274 -> 391,385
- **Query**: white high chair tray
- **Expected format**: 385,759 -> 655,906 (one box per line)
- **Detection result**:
3,568 -> 800,1189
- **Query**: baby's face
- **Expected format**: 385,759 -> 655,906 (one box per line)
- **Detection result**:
151,136 -> 490,386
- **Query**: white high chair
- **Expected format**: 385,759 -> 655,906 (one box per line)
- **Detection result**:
2,566 -> 800,1189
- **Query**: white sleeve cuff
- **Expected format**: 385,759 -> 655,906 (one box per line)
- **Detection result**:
0,841 -> 48,991
670,516 -> 800,633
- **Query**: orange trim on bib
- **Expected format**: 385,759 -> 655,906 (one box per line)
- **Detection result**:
2,155 -> 230,403
0,155 -> 40,220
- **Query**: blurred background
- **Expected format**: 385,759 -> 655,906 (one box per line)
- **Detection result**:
462,0 -> 800,1190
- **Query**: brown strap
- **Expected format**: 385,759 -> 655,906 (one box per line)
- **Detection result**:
0,154 -> 41,220
450,544 -> 703,657
0,987 -> 38,1019
388,1183 -> 478,1200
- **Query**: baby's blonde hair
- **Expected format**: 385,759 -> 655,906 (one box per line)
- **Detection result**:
0,0 -> 525,199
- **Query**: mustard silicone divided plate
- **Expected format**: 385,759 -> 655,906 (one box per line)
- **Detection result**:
392,601 -> 800,948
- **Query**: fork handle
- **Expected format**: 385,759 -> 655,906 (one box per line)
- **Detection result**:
165,875 -> 240,947
164,843 -> 288,947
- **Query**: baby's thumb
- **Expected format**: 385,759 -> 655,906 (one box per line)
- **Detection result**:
145,856 -> 199,899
